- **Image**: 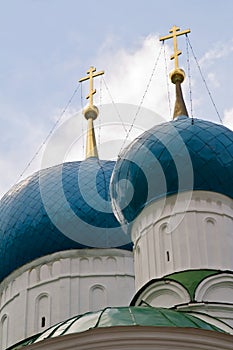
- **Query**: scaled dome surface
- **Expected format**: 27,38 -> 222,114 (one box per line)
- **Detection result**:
0,158 -> 132,282
12,306 -> 223,348
111,116 -> 233,224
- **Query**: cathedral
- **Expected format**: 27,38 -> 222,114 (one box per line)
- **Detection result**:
0,26 -> 233,350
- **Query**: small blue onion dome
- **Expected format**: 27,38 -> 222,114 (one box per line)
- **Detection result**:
0,158 -> 132,282
111,116 -> 233,225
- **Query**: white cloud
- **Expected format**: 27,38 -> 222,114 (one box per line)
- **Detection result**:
0,105 -> 48,198
207,72 -> 220,88
0,34 -> 191,197
223,107 -> 233,130
200,39 -> 233,66
94,34 -> 175,121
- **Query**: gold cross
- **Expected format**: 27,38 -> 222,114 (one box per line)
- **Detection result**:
160,26 -> 190,69
79,66 -> 104,107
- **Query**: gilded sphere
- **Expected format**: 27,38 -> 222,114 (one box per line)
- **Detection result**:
83,105 -> 99,120
170,68 -> 186,84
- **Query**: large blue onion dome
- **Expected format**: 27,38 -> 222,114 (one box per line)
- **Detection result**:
111,116 -> 233,225
9,306 -> 224,348
0,157 -> 132,282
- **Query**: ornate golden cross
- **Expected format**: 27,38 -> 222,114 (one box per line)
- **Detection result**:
79,66 -> 104,107
160,26 -> 190,69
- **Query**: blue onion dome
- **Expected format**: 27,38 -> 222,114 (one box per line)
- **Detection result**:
0,158 -> 132,282
111,116 -> 233,225
11,306 -> 223,348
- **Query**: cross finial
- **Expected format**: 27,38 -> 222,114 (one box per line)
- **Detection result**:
79,66 -> 104,159
160,25 -> 190,70
160,26 -> 190,119
79,66 -> 104,107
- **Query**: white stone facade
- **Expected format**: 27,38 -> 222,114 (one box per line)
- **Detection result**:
131,190 -> 233,331
133,273 -> 233,332
2,190 -> 233,349
0,249 -> 135,349
132,191 -> 233,290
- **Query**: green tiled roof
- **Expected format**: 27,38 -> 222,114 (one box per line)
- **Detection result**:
165,270 -> 219,300
8,306 -> 223,349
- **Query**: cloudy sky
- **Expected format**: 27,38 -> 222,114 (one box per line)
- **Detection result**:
0,0 -> 233,197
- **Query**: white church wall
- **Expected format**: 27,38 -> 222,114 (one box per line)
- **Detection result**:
35,293 -> 51,332
0,249 -> 135,349
0,314 -> 8,350
195,273 -> 233,304
132,191 -> 233,291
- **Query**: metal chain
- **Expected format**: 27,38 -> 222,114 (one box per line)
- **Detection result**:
163,42 -> 172,119
80,83 -> 85,157
98,77 -> 103,151
102,78 -> 128,133
119,43 -> 163,154
185,34 -> 194,121
187,36 -> 223,124
16,84 -> 81,183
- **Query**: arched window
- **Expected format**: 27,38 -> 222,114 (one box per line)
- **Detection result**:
106,257 -> 117,272
160,223 -> 173,268
93,257 -> 102,273
80,258 -> 89,273
205,217 -> 216,232
204,217 -> 218,266
90,285 -> 106,312
0,315 -> 8,350
35,293 -> 51,332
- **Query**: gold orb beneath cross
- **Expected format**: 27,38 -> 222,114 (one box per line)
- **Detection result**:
83,105 -> 99,120
170,68 -> 186,84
